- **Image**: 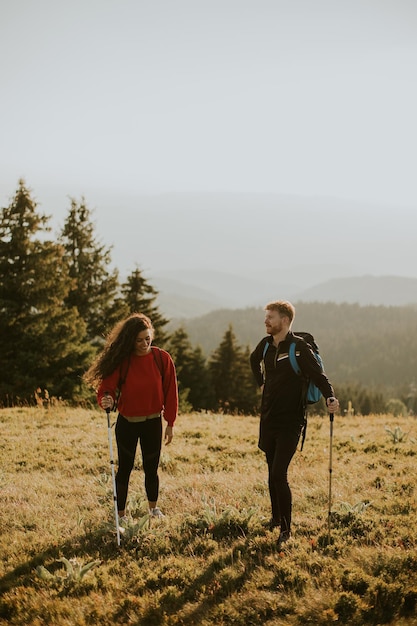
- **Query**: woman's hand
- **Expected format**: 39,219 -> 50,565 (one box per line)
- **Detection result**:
101,394 -> 114,411
164,425 -> 173,445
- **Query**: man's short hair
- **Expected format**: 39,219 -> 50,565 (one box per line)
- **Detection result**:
264,300 -> 295,322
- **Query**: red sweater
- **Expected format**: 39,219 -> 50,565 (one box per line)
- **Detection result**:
97,348 -> 178,426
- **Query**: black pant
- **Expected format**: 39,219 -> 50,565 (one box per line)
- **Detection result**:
115,414 -> 162,511
264,429 -> 301,534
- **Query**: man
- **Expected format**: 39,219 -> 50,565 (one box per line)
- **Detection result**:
250,300 -> 339,549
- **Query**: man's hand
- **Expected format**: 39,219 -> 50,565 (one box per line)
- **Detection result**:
326,397 -> 339,413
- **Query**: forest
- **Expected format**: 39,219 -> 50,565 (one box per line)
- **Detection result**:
170,301 -> 417,393
1,180 -> 416,416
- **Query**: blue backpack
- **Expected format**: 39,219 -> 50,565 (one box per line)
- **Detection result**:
262,332 -> 323,404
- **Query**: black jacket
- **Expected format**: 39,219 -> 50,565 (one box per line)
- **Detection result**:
250,332 -> 334,441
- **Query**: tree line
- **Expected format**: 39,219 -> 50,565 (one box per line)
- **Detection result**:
0,181 -> 261,412
169,303 -> 417,416
1,180 -> 415,416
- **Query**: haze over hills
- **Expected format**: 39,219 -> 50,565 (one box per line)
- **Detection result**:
151,270 -> 417,319
1,185 -> 416,317
293,275 -> 417,307
2,1 -> 417,328
1,187 -> 415,277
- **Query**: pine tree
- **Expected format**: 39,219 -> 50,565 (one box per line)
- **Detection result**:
167,327 -> 212,411
166,327 -> 193,413
237,345 -> 261,415
60,197 -> 122,341
208,325 -> 243,412
187,345 -> 214,411
120,266 -> 169,345
0,180 -> 93,404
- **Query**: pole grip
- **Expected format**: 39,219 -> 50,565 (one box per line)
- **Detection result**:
104,392 -> 112,416
105,393 -> 111,427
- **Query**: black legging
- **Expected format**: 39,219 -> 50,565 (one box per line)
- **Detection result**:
115,414 -> 162,511
264,429 -> 301,534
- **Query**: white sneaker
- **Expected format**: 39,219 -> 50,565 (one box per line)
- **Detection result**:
150,507 -> 165,518
114,516 -> 128,535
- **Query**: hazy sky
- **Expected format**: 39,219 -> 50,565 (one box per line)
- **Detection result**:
1,1 -> 417,281
1,0 -> 416,205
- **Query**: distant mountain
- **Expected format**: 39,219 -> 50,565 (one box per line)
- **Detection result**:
4,183 -> 416,314
153,271 -> 417,318
152,269 -> 299,318
152,276 -> 228,318
294,275 -> 417,306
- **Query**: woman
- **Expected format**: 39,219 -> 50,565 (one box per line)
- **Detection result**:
84,313 -> 178,520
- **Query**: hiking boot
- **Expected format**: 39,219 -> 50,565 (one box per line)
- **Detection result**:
150,507 -> 165,518
277,531 -> 291,549
268,518 -> 280,531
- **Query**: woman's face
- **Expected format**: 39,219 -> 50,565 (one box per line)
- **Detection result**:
134,328 -> 153,356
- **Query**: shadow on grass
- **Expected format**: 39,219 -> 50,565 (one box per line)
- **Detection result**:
0,524 -> 120,594
1,516 -> 315,626
0,518 -> 282,622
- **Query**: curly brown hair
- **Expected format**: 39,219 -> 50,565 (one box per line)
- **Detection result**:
83,313 -> 154,389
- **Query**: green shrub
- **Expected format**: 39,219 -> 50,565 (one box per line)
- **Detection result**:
362,581 -> 402,624
334,592 -> 358,623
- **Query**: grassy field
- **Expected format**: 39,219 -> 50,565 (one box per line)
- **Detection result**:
0,406 -> 416,625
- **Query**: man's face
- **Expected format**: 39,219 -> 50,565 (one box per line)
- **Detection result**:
264,309 -> 285,336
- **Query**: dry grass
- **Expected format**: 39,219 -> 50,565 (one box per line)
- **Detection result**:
0,407 -> 417,625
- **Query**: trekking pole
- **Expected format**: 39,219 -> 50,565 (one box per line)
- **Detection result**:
105,396 -> 121,547
327,412 -> 334,543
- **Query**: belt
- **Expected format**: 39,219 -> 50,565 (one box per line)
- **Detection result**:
123,413 -> 161,423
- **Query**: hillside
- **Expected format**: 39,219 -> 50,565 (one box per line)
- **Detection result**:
294,275 -> 417,306
167,301 -> 417,391
155,273 -> 417,319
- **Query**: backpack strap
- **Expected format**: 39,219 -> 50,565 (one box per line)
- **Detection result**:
264,339 -> 304,380
113,355 -> 131,411
151,346 -> 164,380
261,339 -> 270,382
300,419 -> 307,451
289,340 -> 309,450
288,341 -> 301,376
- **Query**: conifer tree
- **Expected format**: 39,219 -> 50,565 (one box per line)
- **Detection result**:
167,327 -> 212,411
237,345 -> 261,414
166,327 -> 193,413
60,198 -> 121,341
0,180 -> 93,404
187,345 -> 214,411
208,325 -> 245,413
119,266 -> 169,345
